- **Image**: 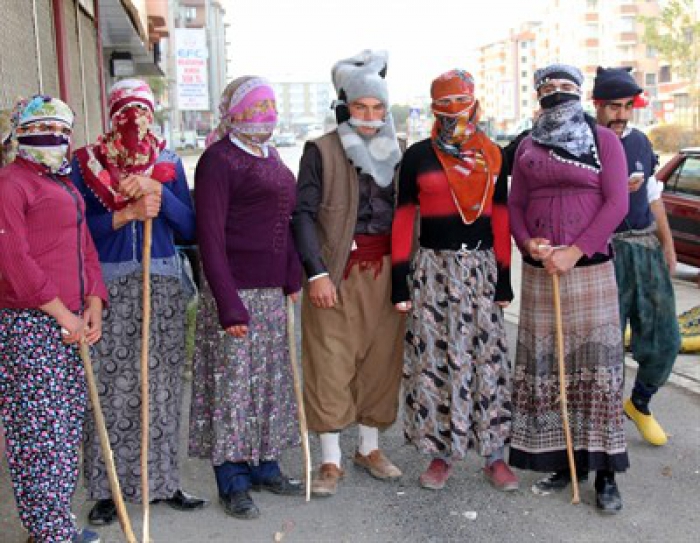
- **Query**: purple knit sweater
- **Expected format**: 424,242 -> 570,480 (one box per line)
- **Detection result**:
195,138 -> 302,328
509,127 -> 629,258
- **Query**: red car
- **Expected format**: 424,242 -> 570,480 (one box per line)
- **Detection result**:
656,147 -> 700,268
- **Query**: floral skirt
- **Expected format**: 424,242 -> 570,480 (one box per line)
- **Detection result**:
404,248 -> 511,460
0,309 -> 85,542
188,284 -> 299,465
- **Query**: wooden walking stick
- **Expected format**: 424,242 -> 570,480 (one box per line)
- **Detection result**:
79,341 -> 138,543
141,218 -> 153,541
552,274 -> 580,504
287,296 -> 311,502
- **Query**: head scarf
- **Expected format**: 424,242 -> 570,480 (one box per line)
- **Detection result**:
74,79 -> 172,211
331,50 -> 401,188
100,78 -> 163,174
10,95 -> 74,175
530,64 -> 599,170
430,70 -> 502,224
207,76 -> 278,147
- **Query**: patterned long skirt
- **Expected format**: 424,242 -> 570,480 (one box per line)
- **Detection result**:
0,309 -> 85,542
404,248 -> 511,460
83,272 -> 186,502
509,261 -> 629,473
188,285 -> 300,466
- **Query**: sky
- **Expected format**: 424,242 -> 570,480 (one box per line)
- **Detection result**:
224,0 -> 546,104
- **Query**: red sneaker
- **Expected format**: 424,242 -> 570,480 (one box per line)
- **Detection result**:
483,460 -> 519,492
419,459 -> 452,490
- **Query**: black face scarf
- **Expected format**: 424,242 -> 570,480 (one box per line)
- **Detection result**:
539,91 -> 581,110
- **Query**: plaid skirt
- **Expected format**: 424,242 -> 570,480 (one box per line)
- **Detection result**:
509,261 -> 629,473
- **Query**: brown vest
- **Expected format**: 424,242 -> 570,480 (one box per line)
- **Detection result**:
313,131 -> 359,287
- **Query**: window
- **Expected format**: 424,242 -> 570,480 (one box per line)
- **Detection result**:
183,6 -> 196,21
670,157 -> 700,197
522,99 -> 529,107
586,23 -> 599,37
586,0 -> 598,9
521,70 -> 528,77
659,65 -> 671,83
521,56 -> 528,63
619,17 -> 636,32
522,85 -> 528,92
521,42 -> 528,50
646,45 -> 657,58
645,73 -> 657,86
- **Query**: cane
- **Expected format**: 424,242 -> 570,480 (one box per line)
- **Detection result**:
79,341 -> 138,543
141,218 -> 153,541
287,296 -> 311,502
552,274 -> 580,504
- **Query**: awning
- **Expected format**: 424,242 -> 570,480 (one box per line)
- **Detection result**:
99,0 -> 162,75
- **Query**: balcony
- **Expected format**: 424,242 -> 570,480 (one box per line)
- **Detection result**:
620,4 -> 638,15
618,32 -> 638,43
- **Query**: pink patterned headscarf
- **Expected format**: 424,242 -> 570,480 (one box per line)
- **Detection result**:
108,78 -> 155,118
206,76 -> 278,147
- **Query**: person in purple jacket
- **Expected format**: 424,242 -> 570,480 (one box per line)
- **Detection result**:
1,95 -> 107,543
188,76 -> 304,520
507,64 -> 630,514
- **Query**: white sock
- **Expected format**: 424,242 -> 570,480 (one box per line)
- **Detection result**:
358,424 -> 379,456
320,432 -> 342,467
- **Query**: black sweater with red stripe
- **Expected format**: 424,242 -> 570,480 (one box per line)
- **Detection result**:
391,138 -> 512,304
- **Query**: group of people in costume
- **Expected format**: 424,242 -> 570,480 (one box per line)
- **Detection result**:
0,47 -> 680,542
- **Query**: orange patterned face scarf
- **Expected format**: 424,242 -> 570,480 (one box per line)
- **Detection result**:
430,70 -> 502,224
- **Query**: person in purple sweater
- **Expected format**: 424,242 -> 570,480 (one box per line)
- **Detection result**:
507,64 -> 630,514
188,77 -> 304,520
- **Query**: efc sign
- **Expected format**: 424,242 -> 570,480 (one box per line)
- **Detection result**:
176,28 -> 210,111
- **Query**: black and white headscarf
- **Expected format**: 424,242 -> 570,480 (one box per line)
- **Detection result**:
531,64 -> 599,170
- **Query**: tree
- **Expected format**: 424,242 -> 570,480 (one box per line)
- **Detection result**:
640,0 -> 700,129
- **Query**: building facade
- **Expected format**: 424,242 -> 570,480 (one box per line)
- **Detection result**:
272,80 -> 334,133
475,0 -> 666,133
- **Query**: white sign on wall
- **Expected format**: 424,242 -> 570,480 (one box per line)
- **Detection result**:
175,28 -> 210,111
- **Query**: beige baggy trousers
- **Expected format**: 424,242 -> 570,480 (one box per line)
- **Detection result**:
301,256 -> 405,433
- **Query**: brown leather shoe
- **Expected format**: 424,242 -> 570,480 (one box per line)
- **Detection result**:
311,463 -> 344,497
353,449 -> 402,480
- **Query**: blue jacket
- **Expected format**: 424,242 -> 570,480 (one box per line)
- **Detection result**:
70,149 -> 195,282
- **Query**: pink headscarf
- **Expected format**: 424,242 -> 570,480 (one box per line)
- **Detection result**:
206,76 -> 278,147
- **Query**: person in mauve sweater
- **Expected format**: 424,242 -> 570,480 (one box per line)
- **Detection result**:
189,76 -> 303,520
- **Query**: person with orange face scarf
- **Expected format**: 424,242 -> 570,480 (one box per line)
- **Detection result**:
391,70 -> 517,492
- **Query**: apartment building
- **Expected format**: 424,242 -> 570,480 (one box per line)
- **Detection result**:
476,0 -> 663,133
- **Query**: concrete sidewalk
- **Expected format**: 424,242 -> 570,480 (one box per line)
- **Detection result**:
504,250 -> 700,394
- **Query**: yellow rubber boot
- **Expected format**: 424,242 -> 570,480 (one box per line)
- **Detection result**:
624,398 -> 668,446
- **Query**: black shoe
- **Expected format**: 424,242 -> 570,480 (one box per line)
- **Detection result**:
595,474 -> 623,514
163,489 -> 208,511
532,469 -> 589,495
219,490 -> 260,520
252,474 -> 304,496
88,498 -> 117,526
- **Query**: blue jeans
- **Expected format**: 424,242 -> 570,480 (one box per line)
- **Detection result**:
214,460 -> 281,496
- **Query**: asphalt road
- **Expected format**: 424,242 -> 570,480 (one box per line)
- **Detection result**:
1,317 -> 699,543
